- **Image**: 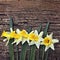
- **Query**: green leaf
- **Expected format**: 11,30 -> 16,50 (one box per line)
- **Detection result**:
9,17 -> 14,60
26,27 -> 32,33
9,39 -> 14,60
43,22 -> 49,38
20,43 -> 28,60
29,45 -> 36,60
20,27 -> 32,60
9,17 -> 14,29
41,22 -> 49,60
37,23 -> 42,34
44,50 -> 49,60
16,45 -> 20,60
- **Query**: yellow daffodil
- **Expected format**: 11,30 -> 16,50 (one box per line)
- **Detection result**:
12,29 -> 29,45
1,28 -> 16,38
20,29 -> 29,44
41,33 -> 59,51
29,30 -> 43,49
1,31 -> 10,38
1,30 -> 11,44
1,28 -> 16,45
12,29 -> 22,45
1,31 -> 10,45
10,31 -> 16,38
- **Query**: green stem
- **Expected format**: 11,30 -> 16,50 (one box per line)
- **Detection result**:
16,45 -> 19,60
29,45 -> 36,60
9,17 -> 14,60
37,23 -> 42,34
20,43 -> 28,60
43,22 -> 49,38
41,46 -> 45,60
44,50 -> 49,60
9,39 -> 14,60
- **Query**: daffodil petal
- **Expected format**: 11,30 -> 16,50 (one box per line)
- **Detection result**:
12,40 -> 16,44
52,39 -> 59,43
16,40 -> 22,45
45,46 -> 49,51
27,39 -> 29,44
40,42 -> 44,45
35,43 -> 40,49
29,31 -> 34,34
39,31 -> 43,37
16,29 -> 20,34
3,39 -> 7,42
34,30 -> 38,35
6,40 -> 9,46
50,44 -> 55,50
49,32 -> 53,39
22,39 -> 26,44
10,28 -> 13,32
29,41 -> 34,46
38,38 -> 44,45
39,38 -> 43,42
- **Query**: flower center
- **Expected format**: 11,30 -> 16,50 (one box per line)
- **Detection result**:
10,31 -> 16,38
29,33 -> 39,42
14,34 -> 20,39
20,30 -> 28,38
1,31 -> 10,38
43,37 -> 52,46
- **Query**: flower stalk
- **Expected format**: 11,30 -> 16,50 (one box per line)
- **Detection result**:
20,42 -> 28,60
29,45 -> 36,60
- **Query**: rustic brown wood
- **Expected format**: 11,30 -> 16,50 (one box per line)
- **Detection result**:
0,0 -> 60,60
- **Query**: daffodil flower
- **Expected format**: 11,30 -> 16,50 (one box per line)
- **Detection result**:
1,28 -> 16,45
12,29 -> 29,45
29,30 -> 43,49
41,33 -> 59,51
1,30 -> 10,45
20,29 -> 29,44
1,31 -> 10,38
12,29 -> 22,45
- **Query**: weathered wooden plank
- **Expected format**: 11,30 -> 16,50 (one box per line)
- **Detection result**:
0,0 -> 60,60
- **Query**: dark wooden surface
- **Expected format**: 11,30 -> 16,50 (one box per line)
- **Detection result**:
0,0 -> 60,60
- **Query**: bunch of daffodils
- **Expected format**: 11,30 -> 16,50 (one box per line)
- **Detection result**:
1,28 -> 59,51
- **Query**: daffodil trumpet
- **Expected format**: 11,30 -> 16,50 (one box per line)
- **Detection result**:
29,30 -> 43,49
1,28 -> 17,45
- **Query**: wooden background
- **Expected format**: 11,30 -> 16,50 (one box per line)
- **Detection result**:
0,0 -> 60,60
